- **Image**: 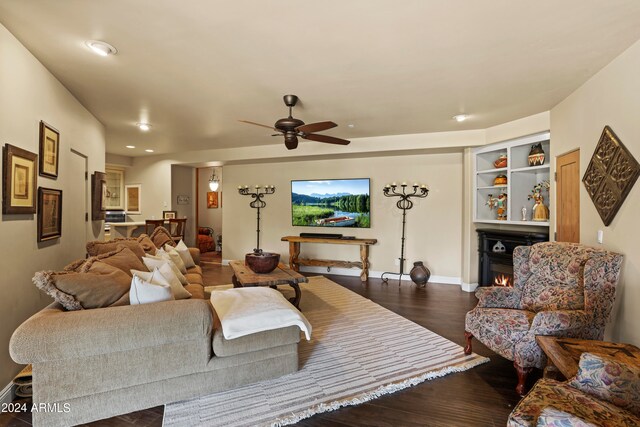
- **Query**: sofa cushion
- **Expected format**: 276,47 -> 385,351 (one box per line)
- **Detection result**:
86,239 -> 146,260
130,270 -> 175,305
185,273 -> 203,285
33,264 -> 131,311
569,353 -> 640,417
212,326 -> 301,357
81,247 -> 148,277
143,256 -> 188,285
508,378 -> 640,427
149,226 -> 175,248
137,234 -> 157,255
132,263 -> 192,300
169,240 -> 196,269
187,265 -> 203,276
184,283 -> 205,300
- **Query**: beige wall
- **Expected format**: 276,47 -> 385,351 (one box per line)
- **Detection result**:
197,167 -> 223,239
551,39 -> 640,345
170,165 -> 196,247
0,24 -> 105,386
223,152 -> 464,280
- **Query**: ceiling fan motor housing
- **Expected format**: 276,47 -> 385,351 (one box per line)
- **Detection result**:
275,116 -> 304,132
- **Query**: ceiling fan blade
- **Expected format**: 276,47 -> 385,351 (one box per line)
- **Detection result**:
296,121 -> 337,134
302,133 -> 350,145
238,120 -> 277,131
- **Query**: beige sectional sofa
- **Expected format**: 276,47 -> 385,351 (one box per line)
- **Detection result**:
10,229 -> 301,426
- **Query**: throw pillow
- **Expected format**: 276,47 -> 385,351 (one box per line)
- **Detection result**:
210,287 -> 312,340
168,240 -> 196,269
149,226 -> 175,249
142,255 -> 188,285
80,247 -> 147,277
536,407 -> 597,427
569,352 -> 640,416
130,269 -> 174,305
33,264 -> 131,311
86,239 -> 146,260
132,263 -> 191,300
137,234 -> 157,255
158,246 -> 187,274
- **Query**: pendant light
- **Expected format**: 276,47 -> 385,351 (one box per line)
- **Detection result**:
208,168 -> 219,191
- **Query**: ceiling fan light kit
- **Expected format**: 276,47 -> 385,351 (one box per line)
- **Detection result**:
240,94 -> 350,150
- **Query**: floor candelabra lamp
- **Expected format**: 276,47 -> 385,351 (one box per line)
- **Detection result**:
238,185 -> 280,273
381,182 -> 429,285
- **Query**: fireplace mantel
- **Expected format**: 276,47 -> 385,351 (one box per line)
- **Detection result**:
477,228 -> 548,287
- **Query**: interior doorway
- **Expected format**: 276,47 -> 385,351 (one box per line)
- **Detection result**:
555,149 -> 580,243
196,166 -> 223,263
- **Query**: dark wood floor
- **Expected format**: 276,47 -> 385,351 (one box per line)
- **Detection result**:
0,262 -> 540,427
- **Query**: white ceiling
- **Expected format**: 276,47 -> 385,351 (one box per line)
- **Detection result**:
2,1 -> 640,157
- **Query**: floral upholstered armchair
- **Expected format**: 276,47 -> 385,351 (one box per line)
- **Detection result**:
464,242 -> 623,395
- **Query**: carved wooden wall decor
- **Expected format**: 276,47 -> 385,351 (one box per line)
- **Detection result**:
582,126 -> 640,226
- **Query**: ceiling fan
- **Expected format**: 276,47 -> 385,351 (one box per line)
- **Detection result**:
239,94 -> 350,150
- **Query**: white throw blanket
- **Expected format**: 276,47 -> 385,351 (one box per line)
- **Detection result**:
210,287 -> 312,340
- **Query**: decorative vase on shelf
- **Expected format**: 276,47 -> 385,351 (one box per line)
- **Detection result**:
493,154 -> 507,168
409,261 -> 431,287
528,143 -> 546,166
493,174 -> 507,186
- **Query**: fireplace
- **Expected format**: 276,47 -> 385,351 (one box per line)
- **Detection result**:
477,229 -> 548,287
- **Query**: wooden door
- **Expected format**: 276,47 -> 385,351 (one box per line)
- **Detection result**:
556,150 -> 580,243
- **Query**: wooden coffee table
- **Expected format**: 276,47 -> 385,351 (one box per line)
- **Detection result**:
536,336 -> 640,380
229,260 -> 308,309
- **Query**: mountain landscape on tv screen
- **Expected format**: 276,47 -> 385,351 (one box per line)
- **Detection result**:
291,179 -> 370,228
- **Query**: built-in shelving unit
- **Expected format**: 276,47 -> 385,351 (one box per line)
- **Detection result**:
104,167 -> 125,210
473,132 -> 550,227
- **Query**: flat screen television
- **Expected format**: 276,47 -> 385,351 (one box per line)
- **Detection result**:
291,178 -> 370,228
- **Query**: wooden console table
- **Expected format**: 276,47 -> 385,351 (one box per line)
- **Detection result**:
281,236 -> 377,281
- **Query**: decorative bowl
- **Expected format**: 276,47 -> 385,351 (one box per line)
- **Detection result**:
245,251 -> 280,274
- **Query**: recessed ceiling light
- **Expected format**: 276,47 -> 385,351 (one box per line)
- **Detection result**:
145,149 -> 154,153
125,145 -> 135,149
453,114 -> 469,122
137,123 -> 151,131
85,40 -> 117,57
347,124 -> 355,128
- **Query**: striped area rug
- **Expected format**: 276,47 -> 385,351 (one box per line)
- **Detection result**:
163,276 -> 488,426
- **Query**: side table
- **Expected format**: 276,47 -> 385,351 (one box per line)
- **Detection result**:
536,336 -> 640,380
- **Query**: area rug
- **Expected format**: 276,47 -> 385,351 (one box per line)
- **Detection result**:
164,276 -> 488,427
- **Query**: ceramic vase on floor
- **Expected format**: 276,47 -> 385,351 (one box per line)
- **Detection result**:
410,261 -> 431,287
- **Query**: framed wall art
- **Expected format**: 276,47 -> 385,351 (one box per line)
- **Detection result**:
207,191 -> 218,208
39,121 -> 60,179
37,187 -> 62,241
125,184 -> 141,214
163,210 -> 177,219
2,144 -> 38,214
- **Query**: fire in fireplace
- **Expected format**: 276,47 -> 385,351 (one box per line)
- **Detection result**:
494,274 -> 512,287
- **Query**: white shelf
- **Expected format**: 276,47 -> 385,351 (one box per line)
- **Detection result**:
477,167 -> 507,174
473,132 -> 551,227
511,164 -> 550,173
477,185 -> 508,190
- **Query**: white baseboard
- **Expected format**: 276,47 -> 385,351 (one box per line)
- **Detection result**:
461,282 -> 479,293
299,266 -> 462,286
0,382 -> 16,405
221,259 -> 231,266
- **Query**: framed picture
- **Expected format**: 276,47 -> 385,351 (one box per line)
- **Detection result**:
37,187 -> 62,242
125,184 -> 141,214
39,121 -> 60,179
163,210 -> 177,219
176,195 -> 190,205
207,191 -> 219,208
2,144 -> 37,214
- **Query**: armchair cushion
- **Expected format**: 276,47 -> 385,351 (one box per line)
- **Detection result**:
466,308 -> 535,360
522,276 -> 584,312
476,286 -> 522,309
569,353 -> 640,417
530,310 -> 588,336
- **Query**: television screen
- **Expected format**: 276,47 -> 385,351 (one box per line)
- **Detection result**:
291,178 -> 370,228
